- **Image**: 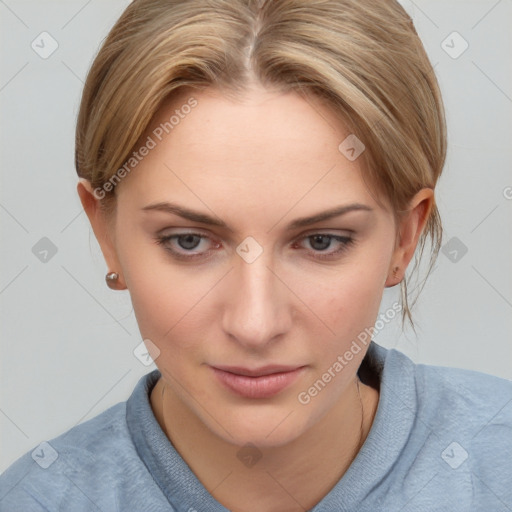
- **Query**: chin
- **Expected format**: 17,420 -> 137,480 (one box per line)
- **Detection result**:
208,403 -> 313,449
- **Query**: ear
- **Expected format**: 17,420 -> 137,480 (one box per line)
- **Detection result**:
385,188 -> 434,287
77,179 -> 127,290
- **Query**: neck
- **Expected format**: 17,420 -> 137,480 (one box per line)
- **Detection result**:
150,377 -> 379,512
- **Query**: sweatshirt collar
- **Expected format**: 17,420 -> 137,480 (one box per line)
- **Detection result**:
126,341 -> 414,511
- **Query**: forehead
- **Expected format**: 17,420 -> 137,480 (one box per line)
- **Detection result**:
116,86 -> 385,217
152,85 -> 348,161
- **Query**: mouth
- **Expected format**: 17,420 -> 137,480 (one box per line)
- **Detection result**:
210,364 -> 306,399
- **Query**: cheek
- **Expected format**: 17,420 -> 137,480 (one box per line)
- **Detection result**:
128,271 -> 214,347
127,275 -> 215,383
309,256 -> 388,319
294,248 -> 390,353
115,230 -> 200,344
119,239 -> 227,369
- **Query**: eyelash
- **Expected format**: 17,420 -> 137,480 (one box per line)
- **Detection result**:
153,232 -> 355,261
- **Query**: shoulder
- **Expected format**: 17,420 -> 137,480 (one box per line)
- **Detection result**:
365,341 -> 512,435
0,395 -> 162,511
384,347 -> 512,507
408,353 -> 512,433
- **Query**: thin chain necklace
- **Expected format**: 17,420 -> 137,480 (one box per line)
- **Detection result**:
355,377 -> 366,452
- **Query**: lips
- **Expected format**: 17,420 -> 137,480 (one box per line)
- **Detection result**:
213,365 -> 302,377
210,364 -> 306,399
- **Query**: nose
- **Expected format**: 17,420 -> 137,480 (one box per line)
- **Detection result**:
221,252 -> 292,350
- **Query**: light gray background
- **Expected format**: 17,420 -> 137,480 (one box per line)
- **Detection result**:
1,0 -> 511,473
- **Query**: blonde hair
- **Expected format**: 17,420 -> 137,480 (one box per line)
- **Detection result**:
75,0 -> 447,329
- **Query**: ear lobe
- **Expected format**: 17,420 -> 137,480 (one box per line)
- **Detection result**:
77,179 -> 126,290
385,188 -> 434,287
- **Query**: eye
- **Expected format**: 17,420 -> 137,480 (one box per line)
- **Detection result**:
154,231 -> 355,262
295,233 -> 355,260
154,232 -> 220,261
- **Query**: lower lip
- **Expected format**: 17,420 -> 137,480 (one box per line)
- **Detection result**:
211,367 -> 305,399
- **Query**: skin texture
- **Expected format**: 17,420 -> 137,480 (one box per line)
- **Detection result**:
78,84 -> 433,511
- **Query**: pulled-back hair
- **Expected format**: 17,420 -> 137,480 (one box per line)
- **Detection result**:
75,0 -> 447,329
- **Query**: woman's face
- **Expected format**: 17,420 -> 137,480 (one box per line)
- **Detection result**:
94,85 -> 413,447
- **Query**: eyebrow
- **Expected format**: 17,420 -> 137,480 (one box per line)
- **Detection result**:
141,201 -> 373,230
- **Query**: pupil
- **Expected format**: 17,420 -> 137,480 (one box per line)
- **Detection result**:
311,235 -> 330,251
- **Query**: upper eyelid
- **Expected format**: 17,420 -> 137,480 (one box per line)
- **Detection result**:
158,227 -> 354,238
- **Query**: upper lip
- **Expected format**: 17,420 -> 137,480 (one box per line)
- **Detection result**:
212,365 -> 304,377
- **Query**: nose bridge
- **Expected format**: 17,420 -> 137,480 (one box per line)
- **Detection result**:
222,251 -> 290,348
